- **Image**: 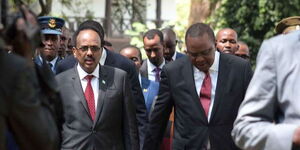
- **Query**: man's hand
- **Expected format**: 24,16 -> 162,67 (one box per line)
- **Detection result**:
293,127 -> 300,145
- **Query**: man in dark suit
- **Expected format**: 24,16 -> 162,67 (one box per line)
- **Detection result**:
143,23 -> 253,150
34,16 -> 64,74
56,21 -> 139,149
161,27 -> 185,61
140,29 -> 166,82
56,20 -> 148,145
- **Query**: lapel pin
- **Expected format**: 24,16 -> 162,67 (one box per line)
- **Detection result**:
102,80 -> 106,85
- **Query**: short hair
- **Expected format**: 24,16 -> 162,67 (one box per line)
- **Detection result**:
73,20 -> 105,47
185,23 -> 215,43
104,40 -> 112,46
143,29 -> 164,44
120,45 -> 142,61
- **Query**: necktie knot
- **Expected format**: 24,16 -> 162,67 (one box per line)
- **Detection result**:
48,62 -> 53,68
153,67 -> 161,82
85,75 -> 94,81
153,67 -> 161,72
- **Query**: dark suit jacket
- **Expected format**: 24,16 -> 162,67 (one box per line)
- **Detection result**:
56,65 -> 139,150
175,52 -> 185,60
56,49 -> 148,144
0,50 -> 60,150
34,55 -> 62,74
143,53 -> 253,150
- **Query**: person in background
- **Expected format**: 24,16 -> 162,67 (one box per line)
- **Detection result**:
140,29 -> 166,82
216,28 -> 239,54
58,26 -> 71,58
235,41 -> 250,60
34,16 -> 64,74
161,27 -> 185,61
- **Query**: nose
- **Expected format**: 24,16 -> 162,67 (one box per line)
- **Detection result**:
195,55 -> 205,62
224,41 -> 232,48
151,51 -> 156,58
164,48 -> 170,54
43,39 -> 53,47
86,48 -> 93,56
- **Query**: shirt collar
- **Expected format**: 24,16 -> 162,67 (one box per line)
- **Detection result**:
193,50 -> 220,74
39,55 -> 58,66
171,51 -> 177,61
77,63 -> 100,80
147,59 -> 166,72
99,48 -> 107,65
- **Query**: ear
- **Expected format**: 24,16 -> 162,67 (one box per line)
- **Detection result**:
72,47 -> 77,58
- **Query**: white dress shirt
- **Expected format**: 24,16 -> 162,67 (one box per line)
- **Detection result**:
147,59 -> 166,82
171,51 -> 178,61
39,55 -> 58,72
99,48 -> 107,65
193,51 -> 220,122
77,63 -> 100,110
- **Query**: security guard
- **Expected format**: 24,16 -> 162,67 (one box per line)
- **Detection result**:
275,16 -> 300,34
34,16 -> 65,74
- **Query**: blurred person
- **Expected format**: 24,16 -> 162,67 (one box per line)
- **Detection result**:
275,16 -> 300,34
55,20 -> 148,148
161,27 -> 185,61
235,41 -> 250,60
0,5 -> 61,150
58,26 -> 71,58
143,23 -> 252,150
232,31 -> 300,150
216,28 -> 239,54
65,38 -> 73,56
34,16 -> 64,74
56,22 -> 139,150
140,29 -> 165,82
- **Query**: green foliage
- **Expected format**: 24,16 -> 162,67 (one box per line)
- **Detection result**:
208,0 -> 300,65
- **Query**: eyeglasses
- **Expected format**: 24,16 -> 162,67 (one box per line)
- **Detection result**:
77,46 -> 101,52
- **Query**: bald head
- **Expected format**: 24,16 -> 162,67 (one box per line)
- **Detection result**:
120,45 -> 142,70
161,28 -> 177,61
216,28 -> 239,54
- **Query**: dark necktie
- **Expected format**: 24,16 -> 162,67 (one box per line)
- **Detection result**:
153,67 -> 161,82
84,75 -> 96,120
48,62 -> 53,70
200,72 -> 212,117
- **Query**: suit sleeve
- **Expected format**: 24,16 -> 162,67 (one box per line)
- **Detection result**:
232,40 -> 297,150
123,73 -> 140,150
8,66 -> 59,150
143,67 -> 173,150
127,61 -> 148,146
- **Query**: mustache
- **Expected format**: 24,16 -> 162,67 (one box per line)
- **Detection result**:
84,56 -> 95,61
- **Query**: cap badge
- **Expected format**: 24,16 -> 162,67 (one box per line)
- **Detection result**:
48,19 -> 56,28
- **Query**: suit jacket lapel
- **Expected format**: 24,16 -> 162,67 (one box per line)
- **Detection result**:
182,57 -> 207,121
72,66 -> 91,119
94,65 -> 109,126
140,61 -> 148,79
210,53 -> 231,121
